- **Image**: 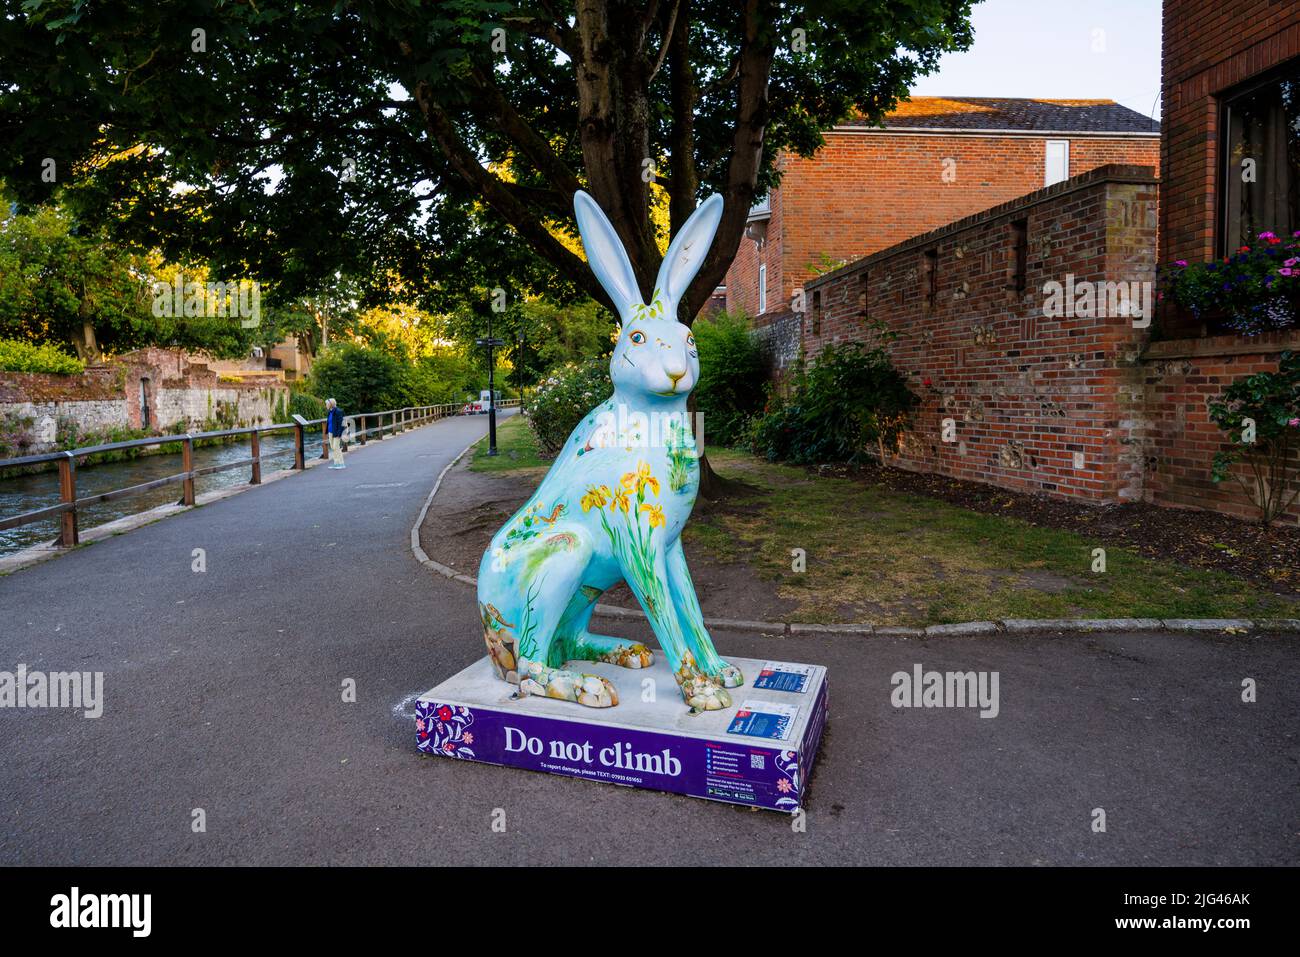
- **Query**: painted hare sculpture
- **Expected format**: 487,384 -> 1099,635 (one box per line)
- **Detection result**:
477,190 -> 743,713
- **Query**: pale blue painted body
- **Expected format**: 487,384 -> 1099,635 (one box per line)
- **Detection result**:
475,191 -> 743,711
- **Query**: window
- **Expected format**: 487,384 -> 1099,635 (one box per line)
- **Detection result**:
860,271 -> 870,321
757,263 -> 767,314
1011,218 -> 1029,293
1044,140 -> 1070,186
923,249 -> 938,312
1221,58 -> 1300,254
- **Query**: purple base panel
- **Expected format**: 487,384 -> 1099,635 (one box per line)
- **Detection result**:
414,654 -> 828,813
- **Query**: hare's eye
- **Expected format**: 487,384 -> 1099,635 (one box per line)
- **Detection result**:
629,330 -> 646,345
686,334 -> 695,347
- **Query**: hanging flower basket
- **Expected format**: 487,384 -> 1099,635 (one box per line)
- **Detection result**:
1161,232 -> 1300,336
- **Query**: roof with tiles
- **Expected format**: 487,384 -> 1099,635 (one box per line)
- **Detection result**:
840,97 -> 1160,134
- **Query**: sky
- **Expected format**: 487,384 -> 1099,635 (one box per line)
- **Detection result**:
909,0 -> 1164,120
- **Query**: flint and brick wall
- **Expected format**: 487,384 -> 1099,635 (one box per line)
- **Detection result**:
728,129 -> 1160,323
0,348 -> 288,456
802,165 -> 1159,501
797,164 -> 1298,524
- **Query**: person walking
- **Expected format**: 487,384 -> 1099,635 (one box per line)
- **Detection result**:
325,398 -> 346,469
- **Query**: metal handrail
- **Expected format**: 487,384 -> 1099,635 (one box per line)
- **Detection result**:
0,399 -> 516,547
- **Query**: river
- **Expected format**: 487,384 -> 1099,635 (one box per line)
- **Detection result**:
0,428 -> 326,556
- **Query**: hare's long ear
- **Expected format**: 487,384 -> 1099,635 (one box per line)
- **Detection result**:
654,193 -> 724,310
574,190 -> 642,313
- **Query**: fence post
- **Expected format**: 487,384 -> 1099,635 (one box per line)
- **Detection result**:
57,451 -> 78,547
292,414 -> 307,469
250,429 -> 262,485
360,414 -> 367,445
181,435 -> 196,506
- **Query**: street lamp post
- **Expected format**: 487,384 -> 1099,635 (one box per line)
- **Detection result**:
476,311 -> 506,457
516,330 -> 526,404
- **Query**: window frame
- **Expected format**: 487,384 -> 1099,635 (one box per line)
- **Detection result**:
1216,57 -> 1300,258
1044,139 -> 1070,187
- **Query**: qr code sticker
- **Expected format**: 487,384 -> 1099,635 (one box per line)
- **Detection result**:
750,753 -> 765,770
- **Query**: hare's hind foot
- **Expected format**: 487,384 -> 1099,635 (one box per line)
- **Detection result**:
569,633 -> 654,670
518,660 -> 618,708
482,618 -> 521,684
710,662 -> 745,689
674,653 -> 732,713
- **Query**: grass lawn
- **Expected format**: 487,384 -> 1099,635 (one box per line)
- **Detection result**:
469,414 -> 547,472
464,417 -> 1300,626
691,450 -> 1300,626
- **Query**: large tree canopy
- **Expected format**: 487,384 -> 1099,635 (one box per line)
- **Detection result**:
0,0 -> 973,321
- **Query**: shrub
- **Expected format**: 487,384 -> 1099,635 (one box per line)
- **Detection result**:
402,351 -> 495,406
524,358 -> 612,457
1162,231 -> 1300,334
747,341 -> 918,464
306,342 -> 405,414
288,389 -> 326,421
692,310 -> 767,446
0,338 -> 84,374
0,411 -> 37,457
1207,350 -> 1300,523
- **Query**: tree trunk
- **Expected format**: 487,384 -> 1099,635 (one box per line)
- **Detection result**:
73,320 -> 101,363
689,389 -> 736,500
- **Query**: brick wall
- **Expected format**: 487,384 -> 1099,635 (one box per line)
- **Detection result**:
1160,0 -> 1300,268
1142,332 -> 1300,524
796,163 -> 1298,525
803,165 -> 1160,504
726,166 -> 785,320
727,129 -> 1159,323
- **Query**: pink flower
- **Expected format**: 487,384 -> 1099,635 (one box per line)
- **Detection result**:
1280,268 -> 1295,277
1289,418 -> 1300,427
1285,258 -> 1300,267
1175,260 -> 1188,267
1259,231 -> 1278,241
462,732 -> 474,745
776,778 -> 792,794
416,718 -> 425,732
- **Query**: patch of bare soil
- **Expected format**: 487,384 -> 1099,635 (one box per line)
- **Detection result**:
419,459 -> 797,622
813,461 -> 1300,597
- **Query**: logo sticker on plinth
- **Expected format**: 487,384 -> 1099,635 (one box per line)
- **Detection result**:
727,700 -> 799,741
753,661 -> 813,694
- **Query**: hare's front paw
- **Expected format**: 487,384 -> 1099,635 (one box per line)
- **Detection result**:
518,661 -> 619,708
674,661 -> 732,713
710,662 -> 745,689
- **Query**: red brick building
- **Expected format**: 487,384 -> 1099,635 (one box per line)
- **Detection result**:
783,3 -> 1300,525
725,97 -> 1160,322
1144,0 -> 1300,518
1160,0 -> 1300,270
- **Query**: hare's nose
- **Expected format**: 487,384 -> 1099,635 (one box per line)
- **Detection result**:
667,369 -> 686,385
